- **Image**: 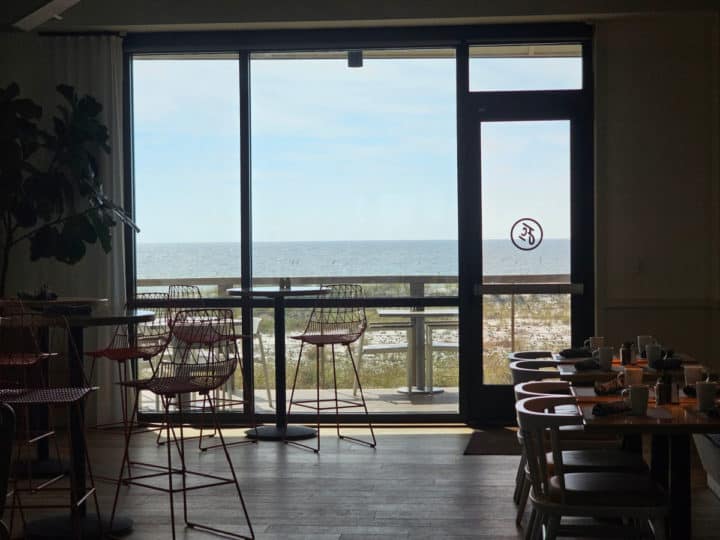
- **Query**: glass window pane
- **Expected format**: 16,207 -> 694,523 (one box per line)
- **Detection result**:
251,49 -> 459,413
481,121 -> 571,282
469,44 -> 582,91
133,56 -> 241,288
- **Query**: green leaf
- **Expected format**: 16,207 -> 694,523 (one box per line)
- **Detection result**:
14,98 -> 42,120
56,84 -> 75,104
11,200 -> 37,228
29,226 -> 59,261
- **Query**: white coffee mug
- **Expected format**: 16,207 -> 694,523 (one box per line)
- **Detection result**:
622,384 -> 649,416
584,336 -> 605,350
624,366 -> 644,386
684,365 -> 705,387
637,335 -> 654,355
696,381 -> 717,412
596,346 -> 614,371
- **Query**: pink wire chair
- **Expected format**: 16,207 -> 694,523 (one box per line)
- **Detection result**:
287,284 -> 376,452
111,308 -> 254,540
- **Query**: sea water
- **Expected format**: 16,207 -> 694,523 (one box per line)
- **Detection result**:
137,239 -> 570,279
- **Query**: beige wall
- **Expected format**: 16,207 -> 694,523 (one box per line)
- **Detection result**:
594,13 -> 720,368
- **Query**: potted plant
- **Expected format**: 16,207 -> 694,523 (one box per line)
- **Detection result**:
0,82 -> 137,297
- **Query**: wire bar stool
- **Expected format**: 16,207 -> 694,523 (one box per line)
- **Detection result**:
110,308 -> 254,540
166,285 -> 259,450
287,284 -> 376,453
85,292 -> 172,431
1,387 -> 101,539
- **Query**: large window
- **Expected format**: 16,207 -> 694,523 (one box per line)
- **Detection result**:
133,56 -> 241,284
250,50 -> 459,413
127,28 -> 592,425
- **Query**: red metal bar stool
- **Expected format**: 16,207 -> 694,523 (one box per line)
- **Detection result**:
167,285 -> 255,450
287,284 -> 376,453
85,292 -> 172,432
1,387 -> 101,539
110,308 -> 254,540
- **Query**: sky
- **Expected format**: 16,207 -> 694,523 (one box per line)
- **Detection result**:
132,53 -> 581,244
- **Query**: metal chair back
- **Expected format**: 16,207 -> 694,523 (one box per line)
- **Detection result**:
299,284 -> 366,343
151,308 -> 240,395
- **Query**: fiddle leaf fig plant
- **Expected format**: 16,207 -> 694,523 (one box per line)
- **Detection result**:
0,82 -> 138,297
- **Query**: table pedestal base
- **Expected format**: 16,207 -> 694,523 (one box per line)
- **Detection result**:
25,514 -> 133,539
397,386 -> 444,395
245,425 -> 316,441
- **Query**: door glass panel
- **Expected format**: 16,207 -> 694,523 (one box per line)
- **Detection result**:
469,44 -> 582,91
481,121 -> 572,384
250,49 -> 458,414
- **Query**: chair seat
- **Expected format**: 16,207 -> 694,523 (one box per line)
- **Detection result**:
87,346 -> 161,362
0,387 -> 94,405
547,449 -> 647,473
0,352 -> 57,366
292,333 -> 360,346
548,472 -> 666,506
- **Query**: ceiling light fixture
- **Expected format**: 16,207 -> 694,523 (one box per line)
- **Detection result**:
13,0 -> 80,32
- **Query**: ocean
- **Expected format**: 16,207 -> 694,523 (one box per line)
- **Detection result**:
137,239 -> 570,279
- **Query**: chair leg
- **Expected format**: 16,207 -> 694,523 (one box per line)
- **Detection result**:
200,394 -> 255,539
516,475 -> 530,525
163,396 -> 177,540
525,508 -> 537,540
256,332 -> 273,408
340,344 -> 376,448
111,388 -> 141,528
513,454 -> 526,504
545,514 -> 560,540
331,345 -> 341,439
651,516 -> 667,540
353,335 -> 364,397
287,342 -> 305,416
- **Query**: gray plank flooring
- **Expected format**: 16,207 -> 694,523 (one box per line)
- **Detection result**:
10,427 -> 720,539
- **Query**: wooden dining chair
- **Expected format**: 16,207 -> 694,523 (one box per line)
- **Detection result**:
516,395 -> 668,540
508,351 -> 553,363
512,381 -> 646,529
510,359 -> 560,384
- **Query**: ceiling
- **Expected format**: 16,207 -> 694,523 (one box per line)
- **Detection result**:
2,0 -> 718,33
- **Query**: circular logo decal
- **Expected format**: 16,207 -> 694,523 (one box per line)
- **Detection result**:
510,218 -> 543,251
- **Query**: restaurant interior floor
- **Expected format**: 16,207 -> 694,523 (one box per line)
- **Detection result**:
8,428 -> 720,539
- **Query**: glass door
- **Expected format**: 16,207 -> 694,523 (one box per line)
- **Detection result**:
459,77 -> 593,424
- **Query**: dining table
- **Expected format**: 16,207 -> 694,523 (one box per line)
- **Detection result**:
570,383 -> 720,539
226,285 -> 328,441
19,303 -> 155,540
375,308 -> 458,394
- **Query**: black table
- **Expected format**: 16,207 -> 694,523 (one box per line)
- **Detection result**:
227,286 -> 327,441
24,306 -> 155,540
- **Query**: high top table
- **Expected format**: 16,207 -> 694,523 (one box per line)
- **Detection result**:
21,305 -> 155,540
227,286 -> 328,441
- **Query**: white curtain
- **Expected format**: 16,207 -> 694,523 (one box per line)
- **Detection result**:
48,35 -> 127,426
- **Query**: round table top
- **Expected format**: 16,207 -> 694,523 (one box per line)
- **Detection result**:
226,286 -> 329,298
64,307 -> 155,328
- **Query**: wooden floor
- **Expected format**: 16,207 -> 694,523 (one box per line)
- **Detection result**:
10,427 -> 720,539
